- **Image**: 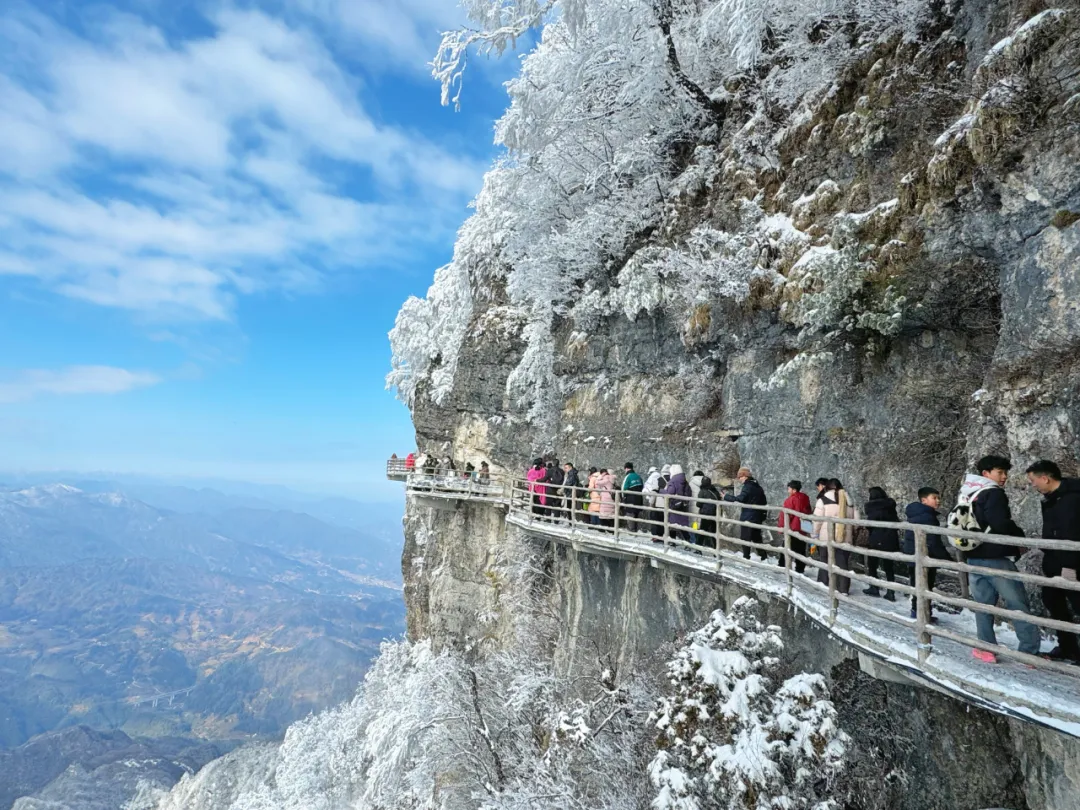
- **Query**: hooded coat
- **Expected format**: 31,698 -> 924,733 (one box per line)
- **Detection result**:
595,471 -> 616,517
689,473 -> 704,512
527,465 -> 547,505
643,468 -> 661,507
661,465 -> 693,526
957,474 -> 1022,558
587,472 -> 601,514
864,494 -> 901,552
1040,478 -> 1080,573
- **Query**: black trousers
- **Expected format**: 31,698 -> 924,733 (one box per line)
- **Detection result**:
778,535 -> 807,573
909,565 -> 938,613
741,525 -> 767,560
1044,585 -> 1080,659
817,548 -> 851,594
867,555 -> 895,584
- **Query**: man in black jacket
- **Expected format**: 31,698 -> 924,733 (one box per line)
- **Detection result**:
959,455 -> 1040,662
1027,460 -> 1080,662
563,462 -> 581,522
725,467 -> 768,561
904,487 -> 947,622
545,459 -> 565,521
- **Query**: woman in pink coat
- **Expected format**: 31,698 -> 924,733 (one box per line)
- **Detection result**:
527,458 -> 547,516
594,469 -> 616,530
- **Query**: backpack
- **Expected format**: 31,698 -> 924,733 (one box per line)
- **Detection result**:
946,487 -> 994,551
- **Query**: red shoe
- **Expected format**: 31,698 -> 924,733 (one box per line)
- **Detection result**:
972,649 -> 997,664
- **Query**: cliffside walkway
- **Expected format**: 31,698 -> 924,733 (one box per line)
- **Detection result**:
387,460 -> 1080,738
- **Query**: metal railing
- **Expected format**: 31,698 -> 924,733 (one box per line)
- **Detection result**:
506,476 -> 1080,678
387,458 -> 511,500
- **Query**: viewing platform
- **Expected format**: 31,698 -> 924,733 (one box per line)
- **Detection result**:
388,459 -> 1080,738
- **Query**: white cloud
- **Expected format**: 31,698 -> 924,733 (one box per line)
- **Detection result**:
0,2 -> 490,321
0,366 -> 161,403
289,0 -> 465,72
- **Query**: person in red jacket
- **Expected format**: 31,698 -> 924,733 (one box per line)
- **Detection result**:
778,480 -> 812,574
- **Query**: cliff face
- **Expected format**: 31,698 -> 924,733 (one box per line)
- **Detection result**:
397,2 -> 1080,808
401,0 -> 1080,526
401,497 -> 1080,810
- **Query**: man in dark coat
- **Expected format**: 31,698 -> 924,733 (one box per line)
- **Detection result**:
903,487 -> 947,622
1027,460 -> 1080,662
725,467 -> 768,561
563,462 -> 581,521
545,459 -> 565,520
863,487 -> 900,601
696,476 -> 722,549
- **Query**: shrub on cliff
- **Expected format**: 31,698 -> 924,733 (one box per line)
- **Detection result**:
648,596 -> 848,810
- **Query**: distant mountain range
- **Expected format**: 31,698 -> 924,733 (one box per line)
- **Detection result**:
0,480 -> 406,809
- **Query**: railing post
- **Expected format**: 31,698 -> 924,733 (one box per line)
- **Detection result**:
663,495 -> 670,544
613,488 -> 621,538
958,550 -> 970,599
783,513 -> 793,596
915,528 -> 931,665
827,521 -> 838,624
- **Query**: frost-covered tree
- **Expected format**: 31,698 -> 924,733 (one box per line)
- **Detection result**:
648,596 -> 848,810
390,0 -> 931,431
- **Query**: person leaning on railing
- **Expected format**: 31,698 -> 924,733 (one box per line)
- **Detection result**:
957,455 -> 1041,663
1026,460 -> 1080,663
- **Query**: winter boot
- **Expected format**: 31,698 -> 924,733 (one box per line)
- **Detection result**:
863,585 -> 881,597
883,590 -> 896,602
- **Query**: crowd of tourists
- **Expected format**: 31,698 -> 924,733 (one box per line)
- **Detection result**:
516,454 -> 1080,666
398,451 -> 492,484
396,448 -> 1079,665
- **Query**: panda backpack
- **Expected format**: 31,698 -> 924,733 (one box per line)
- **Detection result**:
946,486 -> 995,551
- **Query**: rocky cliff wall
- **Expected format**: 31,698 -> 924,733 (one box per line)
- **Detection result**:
401,497 -> 1080,810
403,0 -> 1080,528
396,2 -> 1080,807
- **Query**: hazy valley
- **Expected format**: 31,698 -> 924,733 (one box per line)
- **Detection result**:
0,479 -> 405,809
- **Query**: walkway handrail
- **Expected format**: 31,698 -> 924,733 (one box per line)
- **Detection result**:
388,458 -> 512,500
506,475 -> 1080,677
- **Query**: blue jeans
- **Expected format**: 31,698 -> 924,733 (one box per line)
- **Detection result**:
968,557 -> 1041,655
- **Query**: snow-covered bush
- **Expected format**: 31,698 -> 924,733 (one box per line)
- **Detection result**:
387,260 -> 473,406
648,597 -> 848,810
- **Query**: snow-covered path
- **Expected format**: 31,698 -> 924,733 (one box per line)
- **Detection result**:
505,511 -> 1080,739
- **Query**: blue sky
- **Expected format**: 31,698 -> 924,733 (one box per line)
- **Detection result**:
0,0 -> 513,497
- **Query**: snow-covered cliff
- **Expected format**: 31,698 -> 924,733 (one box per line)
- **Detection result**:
391,0 -> 1080,525
143,1 -> 1080,808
